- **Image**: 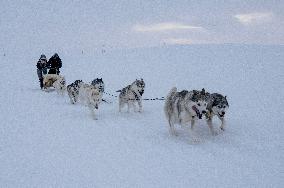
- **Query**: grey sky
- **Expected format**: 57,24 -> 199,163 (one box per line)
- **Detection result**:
1,0 -> 283,53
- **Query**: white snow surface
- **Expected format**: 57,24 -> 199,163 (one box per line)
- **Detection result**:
1,45 -> 284,187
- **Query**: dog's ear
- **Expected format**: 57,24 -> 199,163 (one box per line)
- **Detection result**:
225,96 -> 229,106
201,88 -> 205,95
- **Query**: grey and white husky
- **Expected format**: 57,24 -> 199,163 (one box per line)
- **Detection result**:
91,78 -> 105,93
117,79 -> 145,112
164,87 -> 208,138
82,84 -> 102,120
206,93 -> 229,132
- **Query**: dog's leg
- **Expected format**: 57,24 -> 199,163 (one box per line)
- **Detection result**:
71,97 -> 75,104
127,100 -> 131,113
168,116 -> 177,136
68,93 -> 74,104
132,101 -> 137,112
169,123 -> 177,136
88,104 -> 97,120
43,81 -> 47,90
71,94 -> 76,104
191,119 -> 195,130
119,99 -> 123,112
207,118 -> 217,136
219,118 -> 226,131
92,107 -> 97,120
60,88 -> 65,96
74,94 -> 78,103
138,99 -> 142,112
60,85 -> 66,95
131,101 -> 137,112
188,119 -> 200,143
55,85 -> 60,95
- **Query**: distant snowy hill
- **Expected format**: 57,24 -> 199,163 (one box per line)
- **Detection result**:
1,44 -> 283,187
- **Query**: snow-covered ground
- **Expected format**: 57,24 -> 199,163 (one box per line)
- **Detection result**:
1,45 -> 283,187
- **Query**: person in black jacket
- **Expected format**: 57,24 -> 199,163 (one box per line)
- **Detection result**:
36,54 -> 48,89
47,53 -> 62,74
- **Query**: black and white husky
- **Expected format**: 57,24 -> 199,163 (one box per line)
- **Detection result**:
164,87 -> 208,139
67,80 -> 83,104
206,93 -> 229,132
117,79 -> 145,112
91,78 -> 106,102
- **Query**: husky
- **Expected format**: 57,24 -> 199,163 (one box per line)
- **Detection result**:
78,82 -> 92,105
164,87 -> 208,140
67,80 -> 83,104
91,78 -> 105,93
117,79 -> 145,112
42,74 -> 64,90
91,78 -> 109,103
79,82 -> 103,105
86,86 -> 103,120
53,76 -> 66,95
206,93 -> 229,132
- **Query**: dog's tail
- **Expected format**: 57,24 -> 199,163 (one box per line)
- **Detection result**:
166,87 -> 177,101
164,87 -> 178,131
164,87 -> 177,119
116,90 -> 122,92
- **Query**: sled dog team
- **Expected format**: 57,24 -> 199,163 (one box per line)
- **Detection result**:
37,54 -> 229,139
42,74 -> 145,120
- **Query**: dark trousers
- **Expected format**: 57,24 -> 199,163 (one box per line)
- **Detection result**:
48,68 -> 60,74
37,68 -> 47,89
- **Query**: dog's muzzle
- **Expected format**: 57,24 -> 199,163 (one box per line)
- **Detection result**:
219,111 -> 225,118
198,113 -> 202,119
139,89 -> 144,96
99,87 -> 104,92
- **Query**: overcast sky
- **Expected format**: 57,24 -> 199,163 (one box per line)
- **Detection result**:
1,0 -> 283,53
